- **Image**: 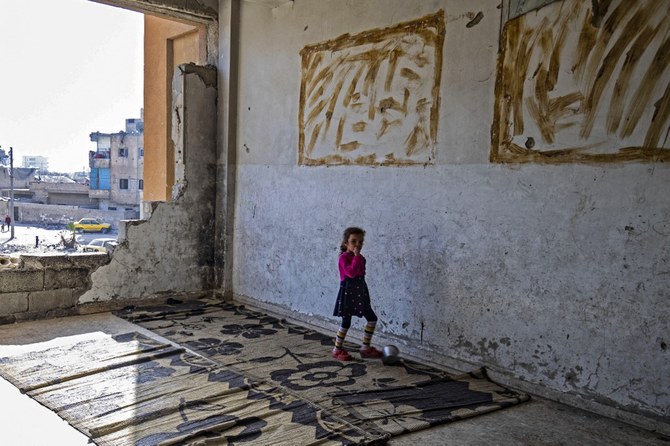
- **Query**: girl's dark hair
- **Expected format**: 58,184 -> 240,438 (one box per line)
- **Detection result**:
340,226 -> 365,252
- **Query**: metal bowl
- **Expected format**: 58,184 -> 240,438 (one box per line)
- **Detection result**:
382,345 -> 400,365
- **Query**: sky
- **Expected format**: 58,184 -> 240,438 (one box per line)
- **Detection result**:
0,0 -> 143,174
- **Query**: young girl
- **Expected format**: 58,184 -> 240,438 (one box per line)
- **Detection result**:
332,226 -> 383,361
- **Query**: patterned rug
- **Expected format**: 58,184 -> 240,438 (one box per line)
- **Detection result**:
115,298 -> 530,441
0,331 -> 383,445
0,298 -> 529,445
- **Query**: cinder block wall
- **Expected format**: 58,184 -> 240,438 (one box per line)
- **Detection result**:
0,253 -> 110,324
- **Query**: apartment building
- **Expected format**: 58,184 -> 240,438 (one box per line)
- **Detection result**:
21,155 -> 49,173
89,111 -> 144,214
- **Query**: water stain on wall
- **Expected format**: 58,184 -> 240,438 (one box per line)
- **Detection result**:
298,11 -> 445,166
492,0 -> 670,163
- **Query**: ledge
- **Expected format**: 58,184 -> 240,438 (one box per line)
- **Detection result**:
20,252 -> 110,270
0,252 -> 110,320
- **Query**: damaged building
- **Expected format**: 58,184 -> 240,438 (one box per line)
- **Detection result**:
89,111 -> 145,215
0,0 -> 668,444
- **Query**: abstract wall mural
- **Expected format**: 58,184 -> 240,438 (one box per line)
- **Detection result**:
492,0 -> 670,163
298,11 -> 445,166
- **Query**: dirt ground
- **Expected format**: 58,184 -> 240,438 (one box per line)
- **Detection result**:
0,223 -> 118,255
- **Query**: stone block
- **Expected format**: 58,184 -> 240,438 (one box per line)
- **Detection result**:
0,270 -> 44,292
28,289 -> 77,313
0,255 -> 21,271
0,292 -> 29,315
44,268 -> 90,290
20,253 -> 72,270
67,252 -> 111,269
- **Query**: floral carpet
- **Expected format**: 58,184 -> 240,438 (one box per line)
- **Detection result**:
0,330 -> 383,446
114,298 -> 530,443
0,297 -> 529,445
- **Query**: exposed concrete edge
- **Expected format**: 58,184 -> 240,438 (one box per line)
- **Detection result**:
230,292 -> 670,438
78,290 -> 216,315
178,63 -> 217,87
89,0 -> 217,24
20,252 -> 111,270
0,290 -> 217,327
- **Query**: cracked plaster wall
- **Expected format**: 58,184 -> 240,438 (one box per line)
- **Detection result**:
80,64 -> 218,304
75,0 -> 668,430
228,0 -> 669,427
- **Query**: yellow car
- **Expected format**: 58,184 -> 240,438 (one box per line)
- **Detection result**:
72,218 -> 112,233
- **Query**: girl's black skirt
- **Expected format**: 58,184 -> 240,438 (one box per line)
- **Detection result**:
333,276 -> 372,318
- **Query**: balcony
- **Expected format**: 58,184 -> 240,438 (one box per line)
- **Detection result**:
90,158 -> 110,169
89,189 -> 111,199
89,150 -> 111,170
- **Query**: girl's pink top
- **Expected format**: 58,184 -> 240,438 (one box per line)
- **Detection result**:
338,251 -> 366,281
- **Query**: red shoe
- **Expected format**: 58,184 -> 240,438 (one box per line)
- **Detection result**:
360,346 -> 383,359
332,349 -> 353,361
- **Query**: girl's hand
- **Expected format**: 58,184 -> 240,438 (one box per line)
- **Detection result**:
353,246 -> 361,256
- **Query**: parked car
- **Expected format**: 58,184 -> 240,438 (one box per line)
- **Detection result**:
82,238 -> 118,254
72,218 -> 111,233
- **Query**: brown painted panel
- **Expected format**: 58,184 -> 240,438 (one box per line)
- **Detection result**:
298,11 -> 445,166
492,0 -> 670,163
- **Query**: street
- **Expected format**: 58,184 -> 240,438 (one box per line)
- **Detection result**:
0,223 -> 119,255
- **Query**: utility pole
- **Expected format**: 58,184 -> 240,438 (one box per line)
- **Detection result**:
9,147 -> 15,240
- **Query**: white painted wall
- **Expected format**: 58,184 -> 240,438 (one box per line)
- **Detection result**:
225,0 -> 669,425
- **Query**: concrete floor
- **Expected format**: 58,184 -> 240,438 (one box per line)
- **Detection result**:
0,312 -> 667,446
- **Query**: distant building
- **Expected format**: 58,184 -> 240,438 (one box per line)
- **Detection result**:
89,110 -> 144,214
0,167 -> 38,208
71,171 -> 90,185
0,166 -> 37,190
29,178 -> 93,207
22,155 -> 49,173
